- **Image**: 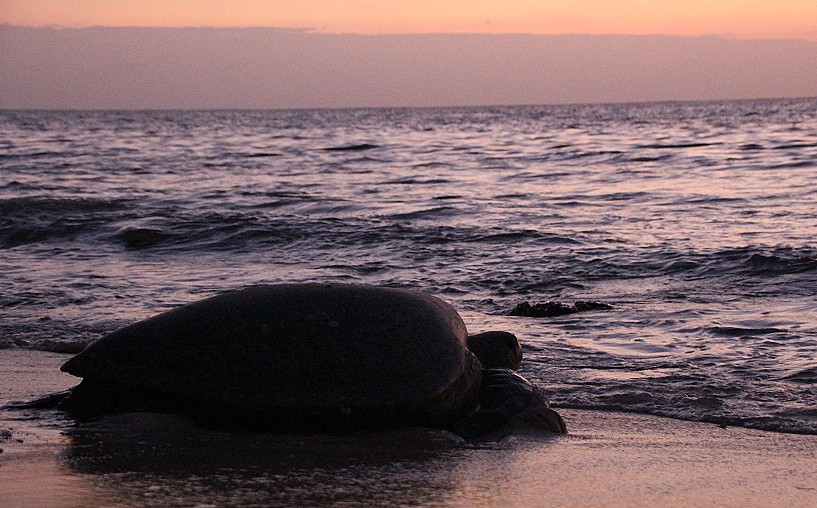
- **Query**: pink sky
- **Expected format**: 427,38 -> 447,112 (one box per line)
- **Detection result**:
2,1 -> 817,109
2,26 -> 815,109
3,1 -> 817,41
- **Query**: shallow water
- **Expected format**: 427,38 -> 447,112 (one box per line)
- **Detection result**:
1,99 -> 816,433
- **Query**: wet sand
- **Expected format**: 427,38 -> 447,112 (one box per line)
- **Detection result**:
2,350 -> 816,507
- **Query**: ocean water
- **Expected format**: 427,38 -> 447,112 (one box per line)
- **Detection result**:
1,99 -> 816,434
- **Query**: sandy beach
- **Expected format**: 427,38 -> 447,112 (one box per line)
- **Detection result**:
1,350 -> 816,507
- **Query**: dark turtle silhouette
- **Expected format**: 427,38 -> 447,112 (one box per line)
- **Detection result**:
24,283 -> 566,439
467,331 -> 523,370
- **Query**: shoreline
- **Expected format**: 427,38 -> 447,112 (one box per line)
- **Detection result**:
2,350 -> 817,507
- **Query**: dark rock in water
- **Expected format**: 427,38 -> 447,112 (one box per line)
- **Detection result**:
508,300 -> 613,318
467,331 -> 522,370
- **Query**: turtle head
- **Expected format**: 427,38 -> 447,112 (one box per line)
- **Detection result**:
466,331 -> 523,370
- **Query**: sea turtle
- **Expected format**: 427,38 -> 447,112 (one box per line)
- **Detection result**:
32,283 -> 566,439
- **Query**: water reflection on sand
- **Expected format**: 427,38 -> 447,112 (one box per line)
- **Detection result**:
61,413 -> 500,506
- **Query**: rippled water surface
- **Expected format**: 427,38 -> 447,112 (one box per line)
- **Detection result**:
1,99 -> 816,433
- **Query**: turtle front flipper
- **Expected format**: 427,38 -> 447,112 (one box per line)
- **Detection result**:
518,402 -> 567,434
451,368 -> 566,440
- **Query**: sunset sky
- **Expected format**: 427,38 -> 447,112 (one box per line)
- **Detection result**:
2,1 -> 816,108
4,0 -> 817,40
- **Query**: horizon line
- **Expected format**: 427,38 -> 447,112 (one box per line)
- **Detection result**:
3,96 -> 816,114
5,23 -> 817,43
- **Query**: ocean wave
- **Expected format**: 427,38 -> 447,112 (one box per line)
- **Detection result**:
114,227 -> 172,249
626,154 -> 673,162
0,210 -> 483,253
648,247 -> 817,279
0,197 -> 126,248
548,370 -> 817,435
0,150 -> 66,160
705,326 -> 787,337
0,336 -> 89,354
562,149 -> 623,159
411,161 -> 454,169
469,230 -> 582,245
244,152 -> 283,158
637,142 -> 724,149
744,250 -> 817,275
383,206 -> 460,221
0,196 -> 125,214
782,367 -> 817,384
772,141 -> 817,150
384,177 -> 453,185
766,160 -> 816,170
323,143 -> 379,152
